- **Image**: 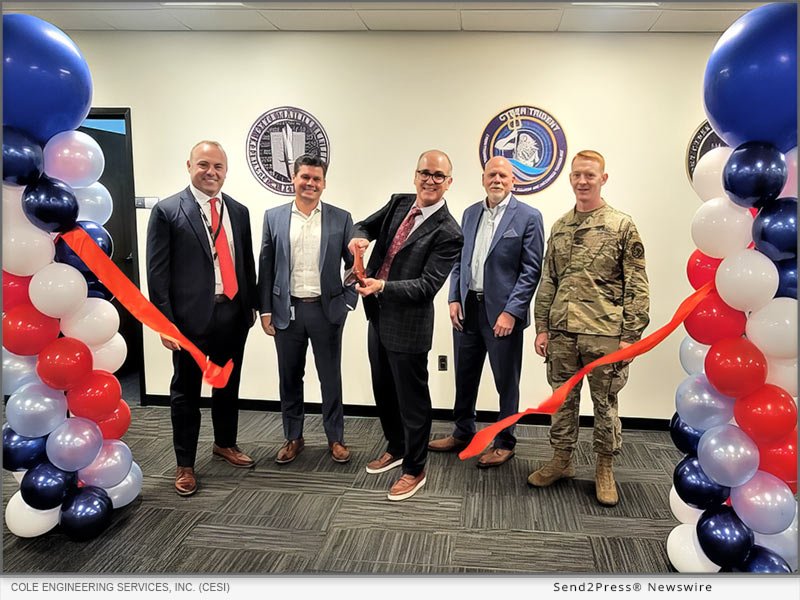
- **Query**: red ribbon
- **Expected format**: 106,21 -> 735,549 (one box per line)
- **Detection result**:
459,281 -> 715,459
59,228 -> 233,388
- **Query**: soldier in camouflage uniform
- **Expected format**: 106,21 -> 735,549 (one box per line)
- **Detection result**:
528,150 -> 649,506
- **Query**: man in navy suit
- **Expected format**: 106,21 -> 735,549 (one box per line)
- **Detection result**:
258,155 -> 357,465
147,140 -> 259,496
429,156 -> 544,467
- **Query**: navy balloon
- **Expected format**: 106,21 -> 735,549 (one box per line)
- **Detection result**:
669,413 -> 704,455
703,3 -> 797,152
775,259 -> 797,299
696,505 -> 754,569
673,454 -> 730,510
2,14 -> 93,145
753,197 -> 797,261
22,176 -> 79,233
20,461 -> 77,510
2,424 -> 47,471
86,276 -> 114,301
60,486 -> 113,542
2,126 -> 43,186
723,142 -> 787,208
55,220 -> 114,275
732,545 -> 792,573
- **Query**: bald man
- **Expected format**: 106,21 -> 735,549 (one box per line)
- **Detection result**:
349,150 -> 464,501
429,156 -> 544,468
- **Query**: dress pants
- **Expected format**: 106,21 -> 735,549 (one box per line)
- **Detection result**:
368,319 -> 431,477
273,299 -> 345,443
452,291 -> 523,450
170,297 -> 248,468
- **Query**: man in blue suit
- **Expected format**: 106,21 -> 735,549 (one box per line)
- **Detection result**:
429,156 -> 544,467
258,155 -> 357,464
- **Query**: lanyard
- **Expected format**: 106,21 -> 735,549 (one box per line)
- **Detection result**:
197,197 -> 226,262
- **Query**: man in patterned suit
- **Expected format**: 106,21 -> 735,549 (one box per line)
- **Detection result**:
349,150 -> 464,501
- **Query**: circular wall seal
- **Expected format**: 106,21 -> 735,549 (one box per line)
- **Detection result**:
247,106 -> 330,195
479,105 -> 567,195
686,120 -> 728,182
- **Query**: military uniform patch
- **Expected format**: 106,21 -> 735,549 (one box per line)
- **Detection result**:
631,241 -> 645,259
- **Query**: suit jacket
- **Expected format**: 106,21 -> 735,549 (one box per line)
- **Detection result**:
354,193 -> 463,354
258,201 -> 358,330
146,187 -> 258,341
449,194 -> 544,329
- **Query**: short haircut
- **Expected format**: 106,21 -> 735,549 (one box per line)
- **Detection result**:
293,154 -> 328,177
189,140 -> 227,162
417,149 -> 453,175
572,150 -> 605,172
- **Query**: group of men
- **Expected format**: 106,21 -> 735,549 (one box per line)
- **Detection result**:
146,141 -> 649,505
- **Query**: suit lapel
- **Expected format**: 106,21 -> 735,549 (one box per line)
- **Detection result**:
180,189 -> 213,264
463,203 -> 481,268
487,195 -> 518,257
403,202 -> 446,248
278,203 -> 292,264
319,202 -> 330,269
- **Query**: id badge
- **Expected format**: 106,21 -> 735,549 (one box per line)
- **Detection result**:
290,305 -> 295,321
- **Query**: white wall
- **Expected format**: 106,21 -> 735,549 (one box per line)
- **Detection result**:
70,30 -> 719,420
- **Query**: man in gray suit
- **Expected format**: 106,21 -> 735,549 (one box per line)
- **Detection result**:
258,155 -> 357,464
429,156 -> 544,467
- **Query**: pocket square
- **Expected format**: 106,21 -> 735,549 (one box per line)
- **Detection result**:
502,229 -> 519,239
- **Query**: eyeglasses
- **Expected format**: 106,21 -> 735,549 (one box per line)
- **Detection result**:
416,170 -> 450,184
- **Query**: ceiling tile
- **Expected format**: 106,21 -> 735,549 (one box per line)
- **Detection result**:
2,10 -> 115,30
650,9 -> 747,32
165,8 -> 277,30
461,9 -> 562,31
93,10 -> 190,30
258,9 -> 366,30
559,8 -> 660,32
357,9 -> 460,30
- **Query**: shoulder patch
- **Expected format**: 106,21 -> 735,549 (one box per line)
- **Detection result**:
631,241 -> 645,259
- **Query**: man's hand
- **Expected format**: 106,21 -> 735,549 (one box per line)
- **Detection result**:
449,302 -> 464,331
160,335 -> 180,351
356,277 -> 384,297
493,311 -> 515,337
534,332 -> 548,357
261,314 -> 276,336
348,238 -> 369,259
619,340 -> 634,365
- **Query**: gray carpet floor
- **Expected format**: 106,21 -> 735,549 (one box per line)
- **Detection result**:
2,382 -> 684,574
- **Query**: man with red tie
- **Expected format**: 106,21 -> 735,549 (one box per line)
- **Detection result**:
146,140 -> 258,496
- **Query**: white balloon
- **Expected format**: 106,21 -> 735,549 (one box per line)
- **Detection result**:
2,183 -> 27,224
90,333 -> 127,374
29,262 -> 88,318
746,298 -> 798,359
666,523 -> 720,573
104,461 -> 143,509
679,336 -> 710,375
755,510 -> 798,571
669,485 -> 705,524
766,356 -> 798,397
4,490 -> 61,538
692,146 -> 733,202
74,181 -> 113,225
2,348 -> 40,396
780,147 -> 797,199
1,217 -> 56,276
690,197 -> 754,259
60,297 -> 120,347
43,130 -> 105,189
715,249 -> 779,312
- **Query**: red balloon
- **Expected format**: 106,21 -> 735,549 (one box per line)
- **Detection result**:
705,337 -> 768,397
735,384 -> 797,444
96,399 -> 131,439
36,337 -> 94,390
2,303 -> 60,356
2,271 -> 32,312
758,428 -> 798,493
686,250 -> 722,290
684,291 -> 747,345
66,370 -> 122,421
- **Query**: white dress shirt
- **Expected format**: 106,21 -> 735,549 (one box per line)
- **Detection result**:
469,193 -> 511,292
190,184 -> 236,295
289,200 -> 322,297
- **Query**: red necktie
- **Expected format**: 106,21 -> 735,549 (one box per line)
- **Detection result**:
376,206 -> 422,280
209,198 -> 238,300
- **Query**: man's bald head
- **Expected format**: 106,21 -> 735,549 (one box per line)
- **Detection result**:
482,156 -> 515,206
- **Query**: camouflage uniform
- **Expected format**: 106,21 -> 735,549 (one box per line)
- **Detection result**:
534,202 -> 650,455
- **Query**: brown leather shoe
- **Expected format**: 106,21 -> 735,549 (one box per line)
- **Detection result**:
477,447 -> 515,469
175,466 -> 197,496
212,443 -> 255,468
275,438 -> 304,464
329,441 -> 351,463
387,472 -> 426,501
365,452 -> 403,474
428,435 -> 470,452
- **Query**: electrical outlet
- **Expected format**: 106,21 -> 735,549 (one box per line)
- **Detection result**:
438,355 -> 447,371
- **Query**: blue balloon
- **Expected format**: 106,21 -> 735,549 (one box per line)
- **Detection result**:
732,545 -> 792,573
669,412 -> 704,455
2,14 -> 93,145
697,505 -> 754,569
86,276 -> 114,301
2,423 -> 47,471
2,126 -> 43,186
753,197 -> 797,261
703,3 -> 797,152
20,460 -> 77,510
59,486 -> 113,542
673,454 -> 730,510
55,220 -> 114,276
775,259 -> 797,299
22,176 -> 79,233
723,142 -> 787,208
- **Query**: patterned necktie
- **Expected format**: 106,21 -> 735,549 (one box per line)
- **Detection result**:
376,206 -> 422,280
209,198 -> 238,300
